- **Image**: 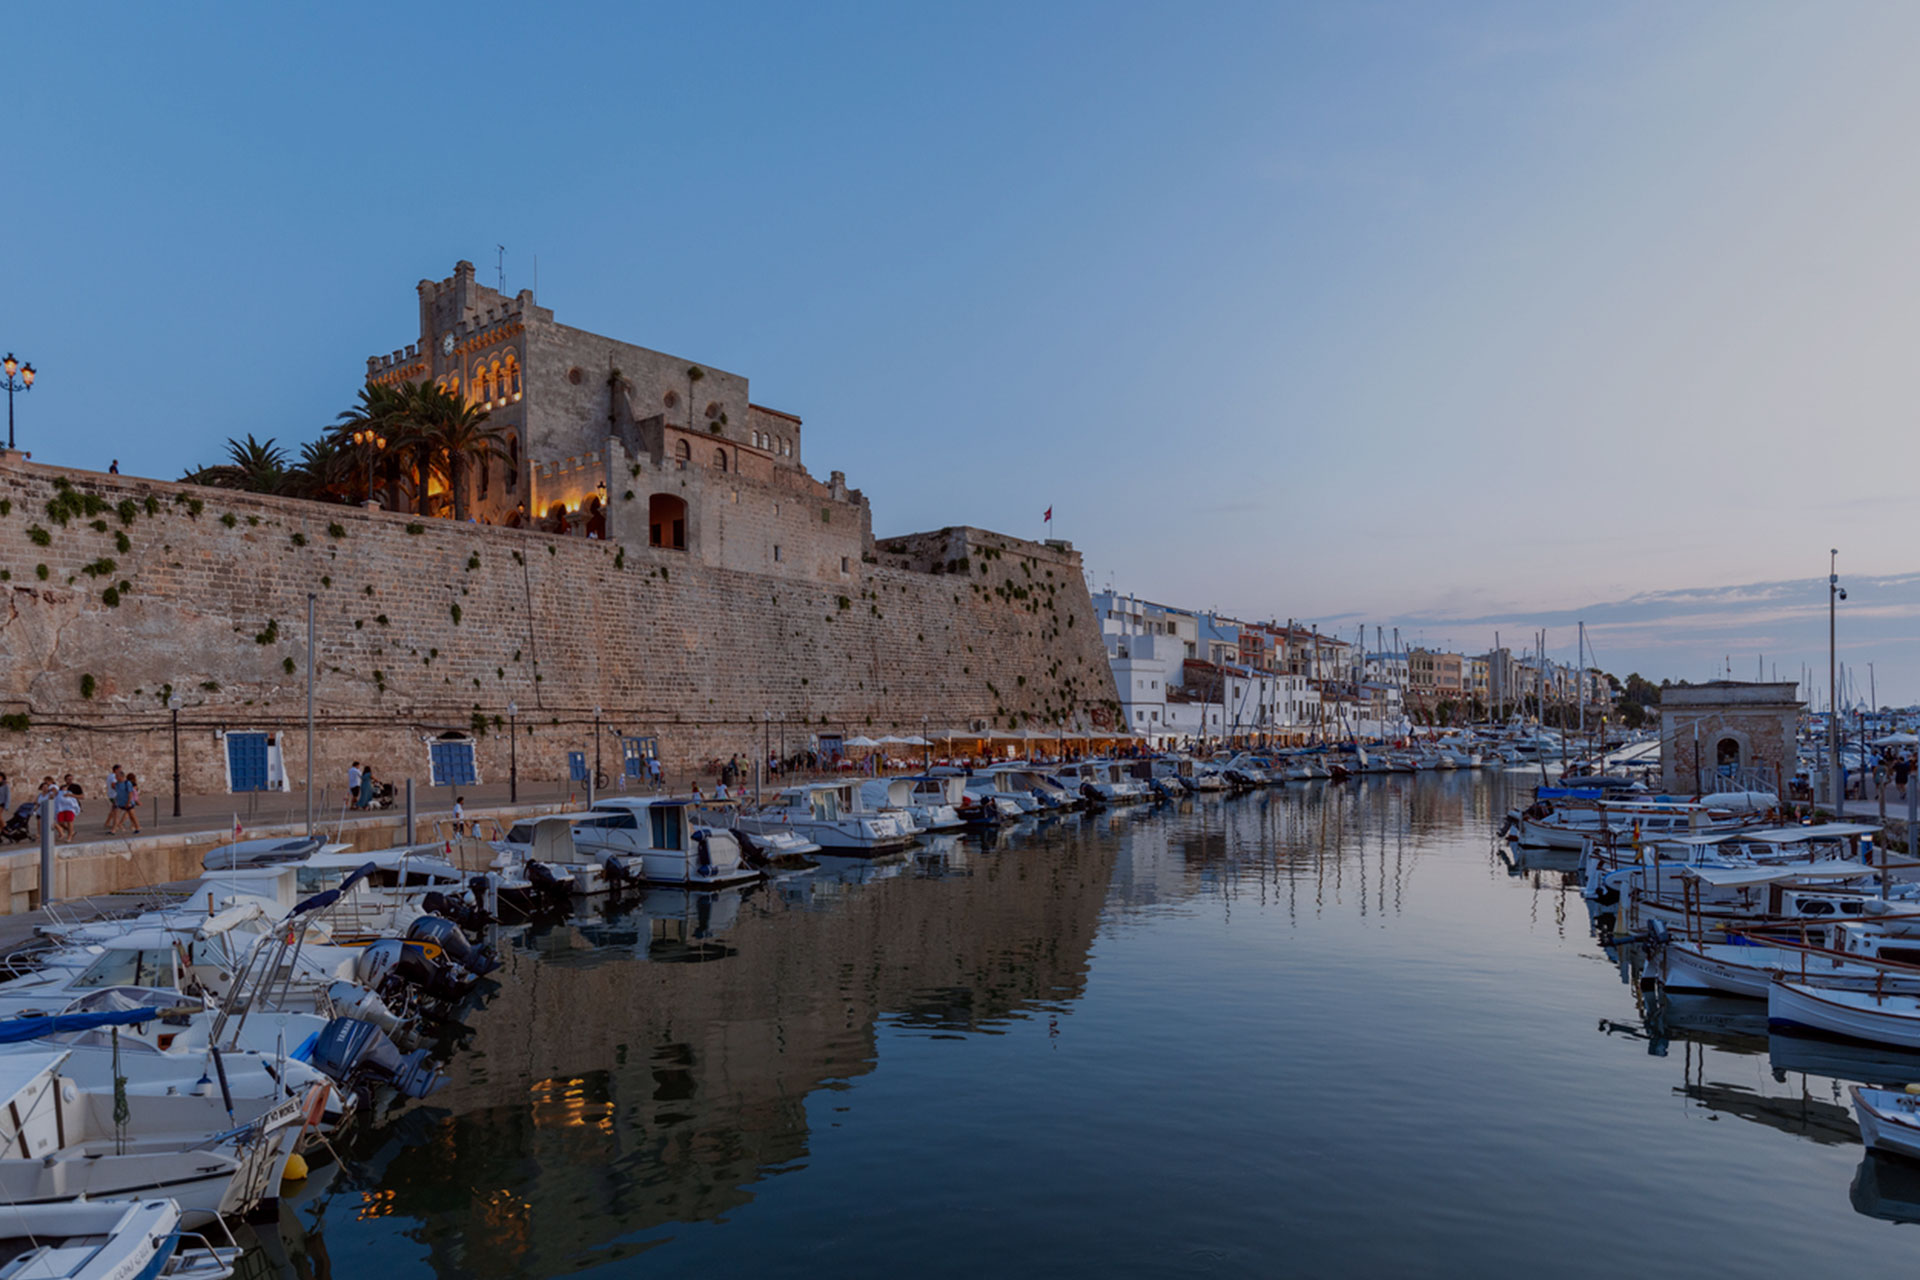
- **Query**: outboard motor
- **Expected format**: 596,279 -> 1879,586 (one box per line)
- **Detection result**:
692,831 -> 715,876
732,829 -> 772,871
525,860 -> 573,904
469,874 -> 501,921
307,1016 -> 442,1099
326,980 -> 409,1041
422,890 -> 490,934
601,855 -> 637,889
354,937 -> 477,1003
406,915 -> 500,978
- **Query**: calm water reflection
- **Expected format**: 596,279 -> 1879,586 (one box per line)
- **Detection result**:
243,774 -> 1920,1278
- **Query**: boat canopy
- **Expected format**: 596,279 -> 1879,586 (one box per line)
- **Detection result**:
1683,861 -> 1876,888
0,1051 -> 66,1111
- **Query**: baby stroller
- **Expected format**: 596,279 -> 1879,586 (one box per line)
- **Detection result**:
367,780 -> 397,810
0,803 -> 34,844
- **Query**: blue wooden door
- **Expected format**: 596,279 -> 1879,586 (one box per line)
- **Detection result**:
430,741 -> 478,787
227,733 -> 270,792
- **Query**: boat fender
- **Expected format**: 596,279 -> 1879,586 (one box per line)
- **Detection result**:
283,1152 -> 310,1182
1905,1084 -> 1920,1097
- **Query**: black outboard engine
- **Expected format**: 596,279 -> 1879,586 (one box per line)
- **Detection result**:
406,914 -> 500,977
307,1016 -> 442,1099
525,860 -> 573,904
355,937 -> 477,1003
601,855 -> 636,889
422,890 -> 490,934
732,829 -> 772,870
692,831 -> 715,876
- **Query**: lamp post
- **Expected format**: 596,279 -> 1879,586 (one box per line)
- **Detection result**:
507,700 -> 518,804
1830,550 -> 1847,811
592,705 -> 603,789
167,693 -> 183,818
351,429 -> 387,507
2,354 -> 35,452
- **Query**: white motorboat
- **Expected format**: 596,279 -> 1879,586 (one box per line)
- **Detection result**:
1663,930 -> 1920,998
737,785 -> 917,853
0,1046 -> 323,1222
0,1197 -> 240,1279
576,799 -> 767,886
859,778 -> 963,832
1853,1086 -> 1920,1160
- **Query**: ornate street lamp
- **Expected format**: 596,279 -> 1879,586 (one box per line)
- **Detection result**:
3,353 -> 36,452
1830,550 -> 1847,809
351,429 -> 387,506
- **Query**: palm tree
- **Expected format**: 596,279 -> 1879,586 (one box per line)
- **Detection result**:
181,434 -> 291,493
289,437 -> 356,503
409,382 -> 505,521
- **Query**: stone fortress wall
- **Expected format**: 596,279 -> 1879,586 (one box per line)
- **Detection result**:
0,457 -> 1121,796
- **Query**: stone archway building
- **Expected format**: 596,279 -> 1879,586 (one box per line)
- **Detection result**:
1659,681 -> 1803,798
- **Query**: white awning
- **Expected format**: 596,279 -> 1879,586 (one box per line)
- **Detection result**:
1684,861 -> 1876,887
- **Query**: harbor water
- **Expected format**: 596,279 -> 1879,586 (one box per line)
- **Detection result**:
248,773 -> 1920,1277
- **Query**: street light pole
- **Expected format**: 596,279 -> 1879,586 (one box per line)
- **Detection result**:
1831,549 -> 1845,811
352,429 -> 386,507
168,693 -> 183,818
2,354 -> 35,452
305,592 -> 316,838
507,700 -> 518,803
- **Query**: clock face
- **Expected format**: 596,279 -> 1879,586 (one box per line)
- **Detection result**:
441,334 -> 456,355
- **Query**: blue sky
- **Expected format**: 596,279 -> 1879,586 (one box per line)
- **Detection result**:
9,3 -> 1919,697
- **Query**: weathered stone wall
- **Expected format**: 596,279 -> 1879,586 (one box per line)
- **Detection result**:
0,458 -> 1119,797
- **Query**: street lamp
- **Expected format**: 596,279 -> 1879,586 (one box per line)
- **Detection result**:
167,693 -> 183,818
2,354 -> 35,452
592,705 -> 603,790
1830,549 -> 1847,810
351,429 -> 387,506
507,700 -> 518,803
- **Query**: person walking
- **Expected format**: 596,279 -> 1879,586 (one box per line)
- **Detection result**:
453,795 -> 466,836
121,774 -> 142,834
347,762 -> 363,810
103,766 -> 126,834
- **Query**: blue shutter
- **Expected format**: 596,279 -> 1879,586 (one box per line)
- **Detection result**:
429,741 -> 478,787
568,751 -> 588,783
226,733 -> 270,793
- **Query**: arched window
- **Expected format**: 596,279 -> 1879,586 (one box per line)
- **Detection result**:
674,439 -> 691,465
649,493 -> 688,550
713,448 -> 728,471
1716,737 -> 1741,769
505,432 -> 519,491
504,353 -> 521,397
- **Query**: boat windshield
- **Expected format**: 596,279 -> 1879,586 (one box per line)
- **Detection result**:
581,811 -> 640,830
71,948 -> 175,990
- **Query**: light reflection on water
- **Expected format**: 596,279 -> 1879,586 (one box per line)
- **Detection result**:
240,774 -> 1920,1278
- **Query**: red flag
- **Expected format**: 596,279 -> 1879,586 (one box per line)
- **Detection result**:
1044,507 -> 1052,523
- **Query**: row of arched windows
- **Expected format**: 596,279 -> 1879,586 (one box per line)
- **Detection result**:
470,353 -> 521,406
749,430 -> 792,457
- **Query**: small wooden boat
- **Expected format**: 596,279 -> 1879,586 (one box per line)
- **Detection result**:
1852,1085 -> 1920,1161
1770,979 -> 1920,1048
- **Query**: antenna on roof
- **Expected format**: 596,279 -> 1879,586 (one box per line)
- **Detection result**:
496,245 -> 506,293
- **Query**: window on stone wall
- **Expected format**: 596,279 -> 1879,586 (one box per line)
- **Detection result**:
505,433 -> 519,491
773,545 -> 782,562
479,454 -> 490,501
504,353 -> 521,397
649,493 -> 688,550
713,448 -> 728,472
675,439 -> 691,467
